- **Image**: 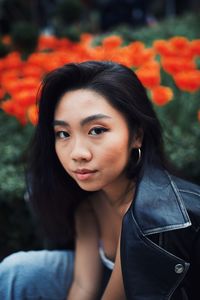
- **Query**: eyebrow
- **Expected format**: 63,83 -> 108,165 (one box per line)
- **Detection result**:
53,114 -> 111,127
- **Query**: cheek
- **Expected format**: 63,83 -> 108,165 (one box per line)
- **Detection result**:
100,139 -> 130,166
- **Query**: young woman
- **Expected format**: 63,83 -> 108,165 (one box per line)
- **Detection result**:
0,61 -> 200,300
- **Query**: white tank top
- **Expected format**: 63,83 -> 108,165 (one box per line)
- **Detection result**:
99,241 -> 115,270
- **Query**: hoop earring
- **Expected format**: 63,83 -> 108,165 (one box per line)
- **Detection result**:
135,148 -> 141,166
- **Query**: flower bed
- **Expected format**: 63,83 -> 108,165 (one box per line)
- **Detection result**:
0,34 -> 199,125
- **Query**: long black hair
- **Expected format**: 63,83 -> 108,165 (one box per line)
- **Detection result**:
27,60 -> 165,246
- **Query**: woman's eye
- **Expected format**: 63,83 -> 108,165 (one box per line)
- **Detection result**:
89,127 -> 108,136
55,131 -> 69,139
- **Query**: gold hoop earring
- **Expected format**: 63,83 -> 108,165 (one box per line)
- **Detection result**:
135,148 -> 141,166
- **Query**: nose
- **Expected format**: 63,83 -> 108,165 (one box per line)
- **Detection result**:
70,138 -> 92,162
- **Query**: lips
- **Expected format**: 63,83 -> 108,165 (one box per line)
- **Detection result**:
75,169 -> 96,174
74,169 -> 97,181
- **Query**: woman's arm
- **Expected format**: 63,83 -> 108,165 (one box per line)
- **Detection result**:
67,202 -> 103,300
101,234 -> 126,300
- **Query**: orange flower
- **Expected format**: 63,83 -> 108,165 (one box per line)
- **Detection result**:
1,99 -> 27,124
4,52 -> 23,69
143,60 -> 160,71
154,37 -> 193,59
151,86 -> 173,106
1,70 -> 21,91
27,52 -> 49,68
153,40 -> 173,57
2,35 -> 12,45
173,70 -> 200,92
169,37 -> 193,59
56,37 -> 73,51
27,104 -> 38,125
1,33 -> 199,125
0,59 -> 5,72
102,35 -> 123,49
128,41 -> 145,52
13,89 -> 37,107
1,99 -> 17,115
4,77 -> 39,96
42,52 -> 67,72
37,34 -> 59,51
169,36 -> 190,50
19,77 -> 40,90
80,33 -> 93,46
22,64 -> 44,78
162,57 -> 196,75
136,67 -> 160,89
190,39 -> 200,56
123,42 -> 155,68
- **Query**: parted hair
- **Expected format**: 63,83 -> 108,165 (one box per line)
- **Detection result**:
27,61 -> 165,246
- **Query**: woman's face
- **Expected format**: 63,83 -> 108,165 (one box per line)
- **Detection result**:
54,89 -> 142,193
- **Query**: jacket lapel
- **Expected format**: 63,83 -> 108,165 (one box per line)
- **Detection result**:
131,165 -> 191,235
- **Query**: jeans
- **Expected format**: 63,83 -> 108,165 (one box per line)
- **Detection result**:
0,250 -> 74,300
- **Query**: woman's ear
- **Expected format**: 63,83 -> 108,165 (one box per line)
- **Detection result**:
132,128 -> 143,149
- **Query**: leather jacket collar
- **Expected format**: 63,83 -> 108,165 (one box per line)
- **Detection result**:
130,164 -> 191,235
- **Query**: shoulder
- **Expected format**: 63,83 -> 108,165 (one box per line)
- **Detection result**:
171,175 -> 200,197
171,175 -> 200,206
170,175 -> 200,225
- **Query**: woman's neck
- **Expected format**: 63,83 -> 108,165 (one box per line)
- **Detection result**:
98,178 -> 136,216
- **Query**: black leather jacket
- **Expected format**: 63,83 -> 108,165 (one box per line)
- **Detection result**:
121,165 -> 200,299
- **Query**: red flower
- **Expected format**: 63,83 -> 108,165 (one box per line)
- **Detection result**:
190,40 -> 200,56
37,35 -> 59,51
4,52 -> 23,70
2,35 -> 12,46
27,105 -> 38,125
136,66 -> 160,89
169,36 -> 190,49
153,40 -> 173,57
22,64 -> 44,78
13,89 -> 37,107
162,57 -> 196,75
1,99 -> 27,124
102,35 -> 123,49
150,86 -> 173,106
173,70 -> 200,92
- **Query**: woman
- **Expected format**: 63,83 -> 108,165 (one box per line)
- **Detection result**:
0,61 -> 200,300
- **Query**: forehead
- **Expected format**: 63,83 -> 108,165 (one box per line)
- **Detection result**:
54,88 -> 121,118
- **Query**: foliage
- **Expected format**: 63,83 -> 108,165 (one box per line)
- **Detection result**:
97,13 -> 200,46
0,39 -> 11,58
55,24 -> 82,41
0,111 -> 33,201
54,0 -> 83,24
0,0 -> 33,34
11,21 -> 39,56
0,194 -> 42,261
53,0 -> 84,40
0,111 -> 42,260
154,84 -> 200,182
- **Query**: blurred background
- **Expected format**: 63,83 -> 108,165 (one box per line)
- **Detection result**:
0,0 -> 200,261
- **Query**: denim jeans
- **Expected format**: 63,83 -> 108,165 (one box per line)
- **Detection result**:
0,250 -> 74,300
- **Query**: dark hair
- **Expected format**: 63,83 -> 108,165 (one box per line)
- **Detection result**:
27,61 -> 165,246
